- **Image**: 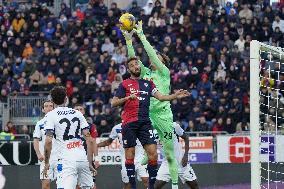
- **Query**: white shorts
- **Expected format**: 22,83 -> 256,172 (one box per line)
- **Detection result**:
40,161 -> 57,180
0,167 -> 5,189
156,161 -> 197,184
121,163 -> 148,183
56,160 -> 94,189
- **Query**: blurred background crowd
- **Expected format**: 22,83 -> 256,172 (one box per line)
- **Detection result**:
0,0 -> 283,138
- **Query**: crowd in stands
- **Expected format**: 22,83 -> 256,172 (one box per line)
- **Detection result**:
0,0 -> 283,137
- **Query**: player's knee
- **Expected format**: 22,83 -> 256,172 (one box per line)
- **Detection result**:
148,151 -> 158,160
41,180 -> 50,189
154,181 -> 164,189
124,183 -> 131,189
154,184 -> 162,189
187,180 -> 199,189
125,148 -> 135,159
141,178 -> 148,188
165,152 -> 174,163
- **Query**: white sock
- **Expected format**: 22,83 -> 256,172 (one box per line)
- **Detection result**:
172,183 -> 178,189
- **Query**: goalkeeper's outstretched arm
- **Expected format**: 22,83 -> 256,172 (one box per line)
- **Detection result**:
122,29 -> 149,77
134,21 -> 169,76
124,30 -> 136,58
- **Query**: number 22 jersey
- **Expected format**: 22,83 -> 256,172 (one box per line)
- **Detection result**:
45,107 -> 89,161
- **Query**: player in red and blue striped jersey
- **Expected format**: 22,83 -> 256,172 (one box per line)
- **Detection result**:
111,57 -> 189,189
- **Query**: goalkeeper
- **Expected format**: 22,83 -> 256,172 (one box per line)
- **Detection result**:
122,21 -> 179,189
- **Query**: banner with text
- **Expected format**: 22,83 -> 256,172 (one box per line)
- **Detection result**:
97,137 -> 213,165
217,135 -> 284,163
0,137 -> 213,165
0,141 -> 38,165
96,138 -> 121,165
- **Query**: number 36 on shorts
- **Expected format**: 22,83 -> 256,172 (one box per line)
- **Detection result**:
149,130 -> 158,139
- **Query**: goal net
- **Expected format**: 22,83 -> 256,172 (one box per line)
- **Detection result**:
250,40 -> 284,189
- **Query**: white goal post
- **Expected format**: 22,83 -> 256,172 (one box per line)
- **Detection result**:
250,40 -> 261,189
250,40 -> 284,189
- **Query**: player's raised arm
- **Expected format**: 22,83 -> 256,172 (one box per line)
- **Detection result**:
134,21 -> 169,76
122,29 -> 149,77
122,30 -> 136,58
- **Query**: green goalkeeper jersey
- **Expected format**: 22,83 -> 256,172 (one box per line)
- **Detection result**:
126,37 -> 172,113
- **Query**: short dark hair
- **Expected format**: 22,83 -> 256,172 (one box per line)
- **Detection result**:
157,51 -> 170,68
42,100 -> 53,109
74,103 -> 84,108
126,57 -> 138,68
50,86 -> 66,105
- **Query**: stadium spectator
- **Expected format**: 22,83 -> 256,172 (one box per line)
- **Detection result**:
97,118 -> 112,136
236,120 -> 250,133
239,4 -> 253,21
93,1 -> 108,22
223,117 -> 236,134
20,125 -> 32,138
212,117 -> 224,135
5,121 -> 16,135
195,116 -> 209,133
12,13 -> 25,33
0,125 -> 15,140
129,1 -> 141,18
101,37 -> 115,55
148,12 -> 161,27
272,15 -> 284,32
185,120 -> 195,135
143,0 -> 154,15
59,3 -> 71,18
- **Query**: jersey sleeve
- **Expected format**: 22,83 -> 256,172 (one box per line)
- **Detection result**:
33,122 -> 41,139
140,35 -> 170,77
79,112 -> 89,131
44,113 -> 55,133
150,80 -> 158,96
138,60 -> 150,78
126,42 -> 136,58
114,83 -> 126,98
174,122 -> 184,136
109,126 -> 118,140
90,124 -> 98,138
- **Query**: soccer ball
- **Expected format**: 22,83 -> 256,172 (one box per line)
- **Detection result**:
119,13 -> 136,31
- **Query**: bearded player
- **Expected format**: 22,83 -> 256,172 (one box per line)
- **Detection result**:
122,21 -> 180,188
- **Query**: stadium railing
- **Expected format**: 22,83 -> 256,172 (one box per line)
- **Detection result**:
8,93 -> 49,125
0,102 -> 8,131
0,134 -> 30,141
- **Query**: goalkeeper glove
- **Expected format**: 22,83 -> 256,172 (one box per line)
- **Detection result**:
133,20 -> 144,37
121,29 -> 135,45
